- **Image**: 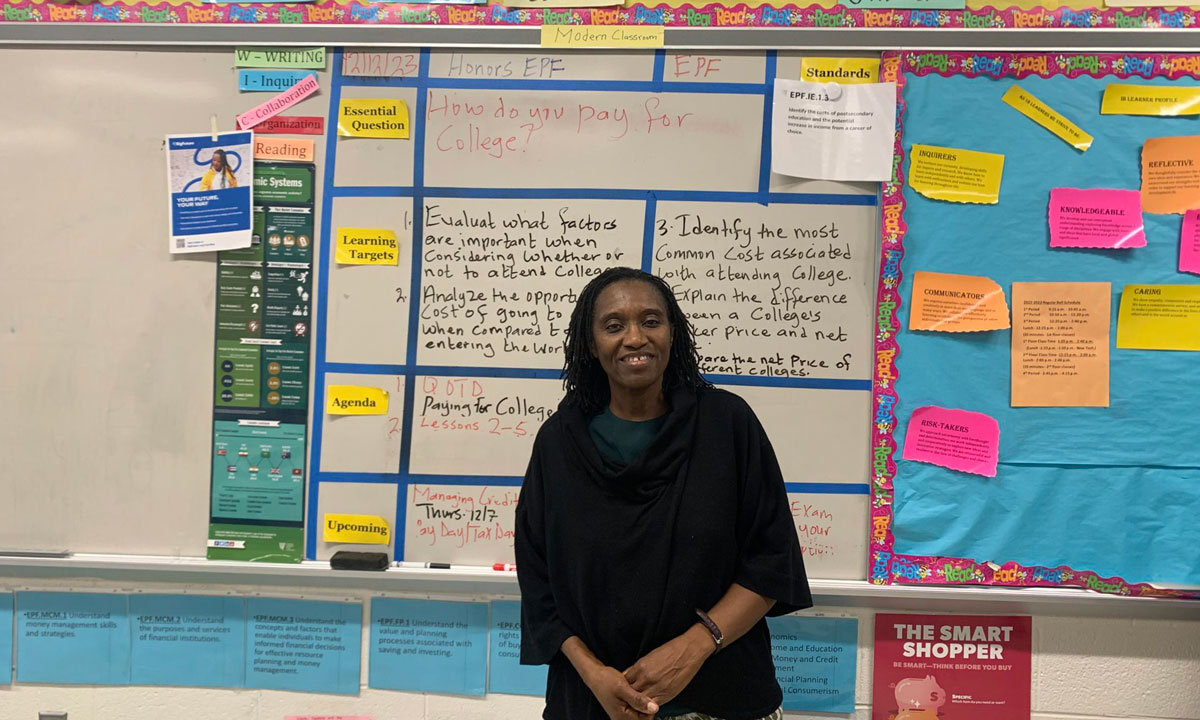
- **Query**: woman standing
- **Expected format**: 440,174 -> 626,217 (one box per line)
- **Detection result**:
516,267 -> 811,720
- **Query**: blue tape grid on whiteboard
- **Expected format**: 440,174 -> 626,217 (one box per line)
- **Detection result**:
310,49 -> 874,559
893,72 -> 1200,585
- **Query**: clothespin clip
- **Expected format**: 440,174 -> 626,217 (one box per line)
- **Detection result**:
211,114 -> 219,141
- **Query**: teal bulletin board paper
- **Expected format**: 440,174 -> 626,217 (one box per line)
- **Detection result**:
245,598 -> 361,694
369,598 -> 488,695
487,601 -> 548,696
0,594 -> 10,685
894,72 -> 1200,585
16,592 -> 131,684
130,595 -> 245,687
767,616 -> 857,713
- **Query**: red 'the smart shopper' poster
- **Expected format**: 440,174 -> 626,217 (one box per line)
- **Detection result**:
873,614 -> 1031,720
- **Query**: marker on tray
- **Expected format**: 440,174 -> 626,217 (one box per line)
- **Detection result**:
395,561 -> 451,569
493,563 -> 517,571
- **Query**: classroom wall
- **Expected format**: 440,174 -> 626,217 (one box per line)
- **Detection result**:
0,578 -> 1197,719
1,45 -> 1197,720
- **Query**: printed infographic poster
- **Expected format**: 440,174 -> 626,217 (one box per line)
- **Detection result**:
872,614 -> 1031,720
210,160 -> 315,563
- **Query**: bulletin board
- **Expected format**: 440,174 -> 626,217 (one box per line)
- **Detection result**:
871,51 -> 1200,598
310,49 -> 879,580
1,0 -> 1196,32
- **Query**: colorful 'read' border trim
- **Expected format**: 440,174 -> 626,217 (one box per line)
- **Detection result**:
872,51 -> 1200,601
1,0 -> 1199,28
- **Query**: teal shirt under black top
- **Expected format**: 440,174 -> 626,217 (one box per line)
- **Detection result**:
587,406 -> 691,719
588,406 -> 668,466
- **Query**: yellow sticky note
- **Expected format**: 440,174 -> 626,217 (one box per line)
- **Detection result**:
338,98 -> 410,138
253,136 -> 315,162
800,57 -> 880,84
1117,285 -> 1200,351
540,25 -> 665,48
336,228 -> 399,265
324,514 -> 391,544
1002,85 -> 1093,151
908,144 -> 1005,204
327,385 -> 389,415
1101,84 -> 1200,117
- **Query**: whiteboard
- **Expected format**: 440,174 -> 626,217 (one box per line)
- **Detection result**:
317,49 -> 878,580
0,46 -> 330,556
0,46 -> 877,581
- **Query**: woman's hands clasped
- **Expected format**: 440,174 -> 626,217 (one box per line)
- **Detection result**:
585,665 -> 660,720
623,624 -> 716,709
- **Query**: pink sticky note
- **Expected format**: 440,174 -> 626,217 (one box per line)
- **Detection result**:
237,73 -> 320,130
1049,187 -> 1146,249
1181,209 -> 1200,274
902,406 -> 1000,477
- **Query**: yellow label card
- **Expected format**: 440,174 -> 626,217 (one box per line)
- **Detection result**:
324,514 -> 391,544
1002,85 -> 1093,151
1116,285 -> 1200,351
336,228 -> 399,265
326,385 -> 389,415
800,57 -> 880,84
1101,84 -> 1200,117
908,144 -> 1005,204
540,25 -> 665,48
337,98 -> 410,138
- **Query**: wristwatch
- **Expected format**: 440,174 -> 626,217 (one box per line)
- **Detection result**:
694,608 -> 724,653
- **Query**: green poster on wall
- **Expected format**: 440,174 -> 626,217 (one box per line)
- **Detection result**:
209,160 -> 315,564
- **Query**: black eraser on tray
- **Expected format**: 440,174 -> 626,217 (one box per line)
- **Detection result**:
330,550 -> 390,571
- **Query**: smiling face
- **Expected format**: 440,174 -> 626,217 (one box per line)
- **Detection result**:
591,279 -> 673,405
211,151 -> 226,172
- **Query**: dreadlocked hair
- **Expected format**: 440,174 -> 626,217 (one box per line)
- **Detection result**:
562,266 -> 712,414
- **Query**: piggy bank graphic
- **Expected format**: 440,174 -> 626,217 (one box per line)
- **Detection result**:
893,675 -> 947,718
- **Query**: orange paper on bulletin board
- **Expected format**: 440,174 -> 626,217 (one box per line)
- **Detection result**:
1141,135 -> 1200,214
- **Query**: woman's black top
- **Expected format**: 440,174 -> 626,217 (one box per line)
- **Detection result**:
515,385 -> 812,720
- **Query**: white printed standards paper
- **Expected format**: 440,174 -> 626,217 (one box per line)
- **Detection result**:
771,79 -> 897,182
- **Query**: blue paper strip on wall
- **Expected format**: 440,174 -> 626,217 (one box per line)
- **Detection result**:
239,69 -> 318,93
16,592 -> 131,685
488,601 -> 547,696
131,595 -> 246,687
0,594 -> 11,685
767,615 -> 858,713
369,597 -> 488,695
245,597 -> 362,695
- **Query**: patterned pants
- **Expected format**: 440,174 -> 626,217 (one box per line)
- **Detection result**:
661,708 -> 784,720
